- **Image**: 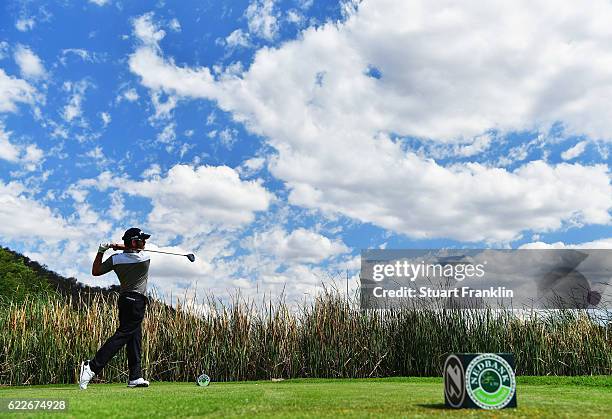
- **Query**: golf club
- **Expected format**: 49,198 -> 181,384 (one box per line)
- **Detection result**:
111,244 -> 195,262
142,249 -> 196,262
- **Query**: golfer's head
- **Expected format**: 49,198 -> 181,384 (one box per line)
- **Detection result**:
122,227 -> 151,250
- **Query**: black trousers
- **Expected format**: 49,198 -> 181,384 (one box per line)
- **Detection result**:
90,292 -> 147,381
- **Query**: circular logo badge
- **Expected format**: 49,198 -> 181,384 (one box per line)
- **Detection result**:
197,373 -> 210,387
444,355 -> 465,408
465,354 -> 515,409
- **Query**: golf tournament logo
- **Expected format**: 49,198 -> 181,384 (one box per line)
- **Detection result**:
444,355 -> 465,408
465,354 -> 515,409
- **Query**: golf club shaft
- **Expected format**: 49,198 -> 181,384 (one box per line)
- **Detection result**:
142,249 -> 189,257
111,244 -> 195,261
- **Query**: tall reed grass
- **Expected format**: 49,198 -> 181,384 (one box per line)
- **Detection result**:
0,292 -> 610,385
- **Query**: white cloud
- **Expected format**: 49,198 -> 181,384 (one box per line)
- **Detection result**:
127,1 -> 612,243
298,0 -> 313,10
561,141 -> 588,161
169,18 -> 181,32
100,111 -> 111,127
286,156 -> 611,242
147,230 -> 342,303
0,41 -> 8,59
130,165 -> 272,239
149,90 -> 178,120
85,146 -> 104,160
63,103 -> 80,122
131,218 -> 355,303
253,264 -> 332,296
286,10 -> 303,25
62,80 -> 90,123
157,123 -> 176,143
23,144 -> 43,162
0,194 -> 116,287
129,45 -> 215,95
454,133 -> 493,157
245,0 -> 279,41
0,69 -> 36,112
0,178 -> 122,291
61,48 -> 90,62
133,13 -> 166,47
89,0 -> 110,6
107,193 -> 126,220
146,243 -> 212,285
225,29 -> 251,48
15,18 -> 35,32
520,238 -> 612,249
83,164 -> 274,242
239,156 -> 266,176
0,125 -> 21,162
1,171 -> 342,304
66,184 -> 89,203
0,124 -> 44,170
496,136 -> 542,167
185,0 -> 612,142
218,128 -> 237,148
247,227 -> 348,263
22,144 -> 44,171
14,45 -> 46,79
0,180 -> 80,243
59,49 -> 105,65
122,87 -> 139,102
178,142 -> 193,158
48,121 -> 68,139
141,163 -> 161,178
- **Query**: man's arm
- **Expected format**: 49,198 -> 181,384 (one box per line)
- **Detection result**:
92,251 -> 105,276
92,243 -> 122,276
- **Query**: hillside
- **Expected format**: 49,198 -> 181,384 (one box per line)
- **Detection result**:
0,246 -> 119,304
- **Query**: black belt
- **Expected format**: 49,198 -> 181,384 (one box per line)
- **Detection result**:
120,291 -> 149,305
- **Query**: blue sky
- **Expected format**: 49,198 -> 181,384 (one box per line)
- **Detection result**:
0,0 -> 611,302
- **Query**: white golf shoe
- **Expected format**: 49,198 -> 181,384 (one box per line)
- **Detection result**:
128,378 -> 150,388
79,361 -> 95,390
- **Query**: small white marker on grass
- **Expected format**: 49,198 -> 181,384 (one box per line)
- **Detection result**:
197,373 -> 210,387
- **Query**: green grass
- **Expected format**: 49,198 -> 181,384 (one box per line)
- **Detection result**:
1,377 -> 611,418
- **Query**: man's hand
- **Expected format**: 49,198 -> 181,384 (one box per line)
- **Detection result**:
98,243 -> 113,253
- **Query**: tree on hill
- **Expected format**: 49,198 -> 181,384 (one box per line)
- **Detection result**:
0,247 -> 120,305
0,247 -> 51,304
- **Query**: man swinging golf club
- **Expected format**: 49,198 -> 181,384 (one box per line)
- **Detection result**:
79,227 -> 152,389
